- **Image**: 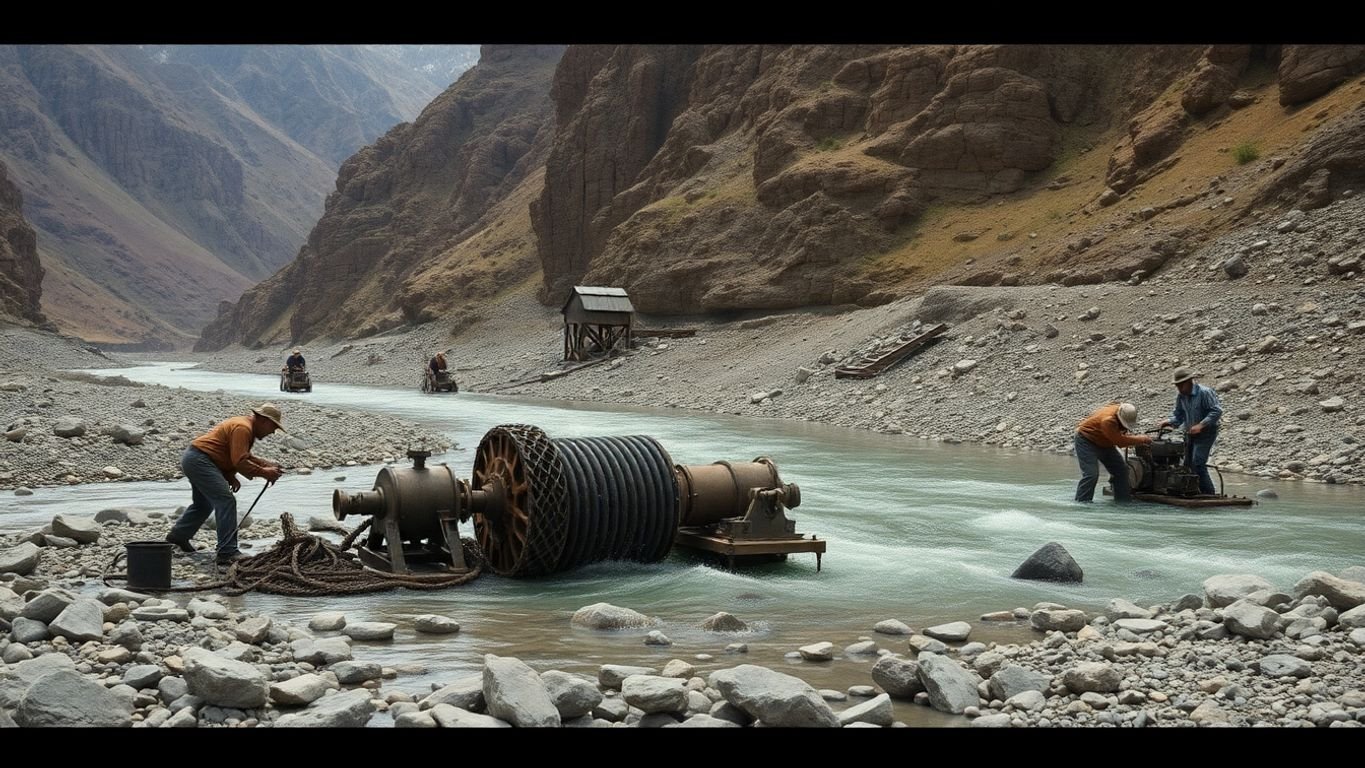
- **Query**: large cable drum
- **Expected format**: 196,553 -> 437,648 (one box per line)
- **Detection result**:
471,425 -> 570,577
553,435 -> 679,572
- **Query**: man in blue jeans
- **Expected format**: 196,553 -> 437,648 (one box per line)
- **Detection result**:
1158,367 -> 1223,495
166,404 -> 286,565
1074,401 -> 1153,502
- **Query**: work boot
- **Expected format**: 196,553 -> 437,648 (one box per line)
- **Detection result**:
166,533 -> 200,553
216,551 -> 247,566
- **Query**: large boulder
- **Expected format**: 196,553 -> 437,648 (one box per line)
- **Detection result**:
989,665 -> 1051,701
275,689 -> 376,727
482,654 -> 560,728
871,655 -> 924,699
181,647 -> 270,709
1062,662 -> 1121,693
709,665 -> 839,727
0,542 -> 41,575
570,602 -> 654,630
1011,542 -> 1083,582
50,515 -> 100,544
15,670 -> 133,727
916,653 -> 980,714
1203,574 -> 1275,608
621,675 -> 688,714
48,598 -> 106,642
419,675 -> 485,712
541,670 -> 602,719
1222,600 -> 1281,640
1292,571 -> 1365,611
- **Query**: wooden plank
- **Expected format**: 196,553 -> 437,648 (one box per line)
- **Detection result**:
834,323 -> 948,379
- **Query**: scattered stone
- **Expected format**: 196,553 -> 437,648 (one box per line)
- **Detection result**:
1012,542 -> 1084,583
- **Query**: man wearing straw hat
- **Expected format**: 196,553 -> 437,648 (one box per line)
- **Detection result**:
165,404 -> 287,565
1158,366 -> 1224,495
1073,401 -> 1153,503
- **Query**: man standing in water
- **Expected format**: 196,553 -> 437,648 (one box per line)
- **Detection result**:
1073,401 -> 1152,503
1158,366 -> 1224,495
166,404 -> 286,564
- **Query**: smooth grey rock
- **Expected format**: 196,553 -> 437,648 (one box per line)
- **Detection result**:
708,700 -> 752,726
1030,608 -> 1087,632
598,664 -> 658,690
270,674 -> 333,706
1105,598 -> 1154,621
709,665 -> 839,727
798,641 -> 836,661
700,612 -> 748,632
308,611 -> 347,631
483,654 -> 559,728
289,637 -> 352,665
1339,604 -> 1365,629
644,630 -> 672,646
49,598 -> 105,642
660,659 -> 696,679
1006,689 -> 1046,712
52,417 -> 86,438
413,614 -> 460,634
873,619 -> 913,635
917,654 -> 980,714
157,676 -> 189,704
989,665 -> 1050,701
1224,600 -> 1281,639
972,713 -> 1013,727
419,675 -> 485,712
18,588 -> 75,623
1204,574 -> 1275,607
50,515 -> 100,544
182,646 -> 269,709
429,703 -> 511,728
622,675 -> 688,714
845,640 -> 879,655
186,598 -> 228,620
1259,655 -> 1312,679
331,661 -> 383,685
872,655 -> 924,699
0,585 -> 23,621
275,689 -> 375,727
234,616 -> 271,645
1112,618 -> 1168,635
848,685 -> 878,698
16,669 -> 132,727
909,634 -> 949,654
394,710 -> 437,728
837,693 -> 893,726
1012,542 -> 1083,582
924,621 -> 972,642
341,621 -> 395,641
571,602 -> 653,630
9,616 -> 49,643
1293,571 -> 1365,610
593,696 -> 630,723
122,664 -> 163,689
541,670 -> 602,719
97,587 -> 151,605
131,606 -> 190,623
1063,662 -> 1121,693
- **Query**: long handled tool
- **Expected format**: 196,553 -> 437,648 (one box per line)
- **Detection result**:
221,481 -> 271,554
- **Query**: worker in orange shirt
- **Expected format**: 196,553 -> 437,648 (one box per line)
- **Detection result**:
1074,401 -> 1152,503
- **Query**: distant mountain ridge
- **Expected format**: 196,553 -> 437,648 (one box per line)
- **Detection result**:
0,43 -> 478,348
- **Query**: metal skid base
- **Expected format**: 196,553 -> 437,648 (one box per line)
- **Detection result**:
355,544 -> 471,575
1104,487 -> 1256,508
674,528 -> 826,571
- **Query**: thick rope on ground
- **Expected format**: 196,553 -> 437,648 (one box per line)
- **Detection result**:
196,513 -> 483,595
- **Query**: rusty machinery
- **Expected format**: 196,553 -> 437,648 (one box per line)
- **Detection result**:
1106,427 -> 1254,508
333,424 -> 825,577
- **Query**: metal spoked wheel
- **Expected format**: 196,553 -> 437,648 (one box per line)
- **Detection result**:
471,424 -> 569,577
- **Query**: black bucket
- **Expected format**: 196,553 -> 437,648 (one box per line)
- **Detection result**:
123,541 -> 174,590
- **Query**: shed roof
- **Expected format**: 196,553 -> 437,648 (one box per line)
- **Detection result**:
562,286 -> 635,315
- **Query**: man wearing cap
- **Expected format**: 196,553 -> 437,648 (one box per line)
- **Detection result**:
285,348 -> 306,372
1074,401 -> 1153,502
166,404 -> 287,565
1158,367 -> 1224,494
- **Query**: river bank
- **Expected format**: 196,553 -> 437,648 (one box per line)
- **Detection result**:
173,195 -> 1365,487
2,510 -> 1362,727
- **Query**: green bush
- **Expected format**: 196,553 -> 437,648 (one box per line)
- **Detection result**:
816,137 -> 842,152
1232,141 -> 1260,165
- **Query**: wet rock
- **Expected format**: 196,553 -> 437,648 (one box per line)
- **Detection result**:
308,611 -> 347,631
700,612 -> 747,632
838,693 -> 894,727
572,602 -> 654,630
342,621 -> 396,641
413,614 -> 460,634
645,630 -> 672,646
924,621 -> 972,642
483,654 -> 559,728
709,664 -> 839,727
873,619 -> 913,635
1012,542 -> 1083,583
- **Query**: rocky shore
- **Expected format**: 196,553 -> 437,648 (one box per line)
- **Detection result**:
0,370 -> 452,492
2,509 -> 1362,728
180,193 -> 1364,487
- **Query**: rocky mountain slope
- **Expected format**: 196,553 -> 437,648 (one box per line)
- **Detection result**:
196,45 -> 564,350
0,161 -> 43,325
0,44 -> 466,348
196,44 -> 1365,351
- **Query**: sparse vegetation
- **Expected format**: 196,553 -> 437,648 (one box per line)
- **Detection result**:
816,137 -> 843,152
1233,141 -> 1261,165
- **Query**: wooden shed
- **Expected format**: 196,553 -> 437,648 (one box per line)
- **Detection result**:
562,286 -> 635,361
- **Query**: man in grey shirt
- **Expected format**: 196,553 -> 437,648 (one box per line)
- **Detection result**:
1158,367 -> 1224,494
